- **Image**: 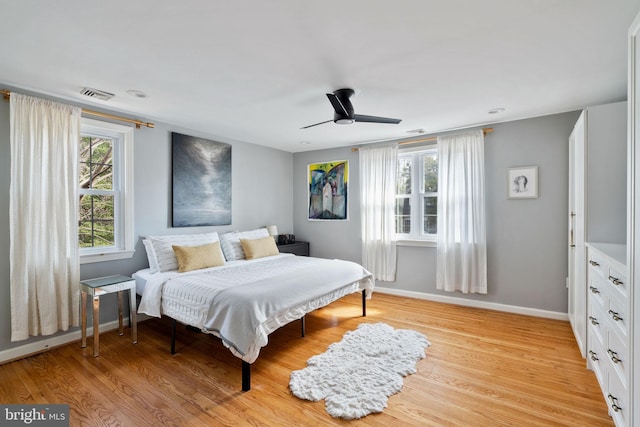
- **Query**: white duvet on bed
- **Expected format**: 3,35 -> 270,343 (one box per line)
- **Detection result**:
137,254 -> 373,363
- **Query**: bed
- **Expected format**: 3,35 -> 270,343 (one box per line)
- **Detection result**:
135,229 -> 374,391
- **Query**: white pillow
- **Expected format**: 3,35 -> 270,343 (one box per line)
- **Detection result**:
147,232 -> 221,272
219,228 -> 270,261
142,239 -> 160,273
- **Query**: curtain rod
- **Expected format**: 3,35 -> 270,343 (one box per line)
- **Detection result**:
1,89 -> 155,129
350,127 -> 493,152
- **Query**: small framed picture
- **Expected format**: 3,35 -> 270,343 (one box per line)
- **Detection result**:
507,166 -> 538,199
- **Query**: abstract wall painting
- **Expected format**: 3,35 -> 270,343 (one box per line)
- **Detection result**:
172,132 -> 232,227
308,160 -> 348,220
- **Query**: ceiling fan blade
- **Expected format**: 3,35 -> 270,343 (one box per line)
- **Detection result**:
353,114 -> 402,124
326,93 -> 350,117
300,119 -> 333,129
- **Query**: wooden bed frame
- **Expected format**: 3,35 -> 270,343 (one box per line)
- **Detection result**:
168,290 -> 368,391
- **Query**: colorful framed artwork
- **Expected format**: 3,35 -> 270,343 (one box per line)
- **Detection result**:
308,160 -> 348,220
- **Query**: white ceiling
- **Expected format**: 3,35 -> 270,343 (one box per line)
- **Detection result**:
1,1 -> 639,153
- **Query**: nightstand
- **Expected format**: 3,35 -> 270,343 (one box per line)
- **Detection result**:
80,275 -> 137,357
277,241 -> 310,256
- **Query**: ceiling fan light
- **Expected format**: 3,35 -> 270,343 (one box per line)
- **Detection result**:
335,118 -> 354,125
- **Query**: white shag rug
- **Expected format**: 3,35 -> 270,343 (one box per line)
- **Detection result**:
289,322 -> 430,420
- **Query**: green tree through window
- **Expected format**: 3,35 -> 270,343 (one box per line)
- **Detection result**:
422,153 -> 438,234
79,136 -> 115,248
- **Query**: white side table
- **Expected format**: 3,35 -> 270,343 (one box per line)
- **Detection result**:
80,275 -> 137,357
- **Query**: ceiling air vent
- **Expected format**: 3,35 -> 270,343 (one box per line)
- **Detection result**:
80,87 -> 114,101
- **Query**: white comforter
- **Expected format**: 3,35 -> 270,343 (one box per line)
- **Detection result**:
137,254 -> 374,363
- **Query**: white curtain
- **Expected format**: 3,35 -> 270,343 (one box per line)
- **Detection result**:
436,130 -> 487,293
359,143 -> 398,281
10,93 -> 81,341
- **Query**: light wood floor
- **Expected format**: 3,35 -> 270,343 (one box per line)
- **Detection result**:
0,293 -> 613,426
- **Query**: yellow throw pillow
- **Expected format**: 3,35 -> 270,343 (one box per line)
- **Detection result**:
240,236 -> 280,260
172,241 -> 225,273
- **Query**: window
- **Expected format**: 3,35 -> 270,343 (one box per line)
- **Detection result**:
395,146 -> 438,241
79,118 -> 134,263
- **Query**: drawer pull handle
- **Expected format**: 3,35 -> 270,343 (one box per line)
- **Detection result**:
589,260 -> 600,267
607,394 -> 622,413
588,350 -> 598,361
608,275 -> 623,286
589,286 -> 600,294
607,349 -> 622,364
588,316 -> 599,325
608,309 -> 623,322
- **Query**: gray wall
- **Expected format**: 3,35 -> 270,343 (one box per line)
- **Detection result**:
586,101 -> 627,244
294,111 -> 581,313
0,91 -> 588,353
0,91 -> 294,352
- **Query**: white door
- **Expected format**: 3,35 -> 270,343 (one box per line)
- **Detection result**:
568,111 -> 586,358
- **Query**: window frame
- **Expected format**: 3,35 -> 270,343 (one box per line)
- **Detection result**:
395,145 -> 438,246
79,118 -> 135,264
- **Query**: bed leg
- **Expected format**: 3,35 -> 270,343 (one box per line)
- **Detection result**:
362,290 -> 366,317
171,318 -> 177,355
242,361 -> 251,391
301,315 -> 305,337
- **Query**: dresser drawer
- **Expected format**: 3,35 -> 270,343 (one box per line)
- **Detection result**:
607,265 -> 628,300
587,277 -> 606,311
587,299 -> 606,348
607,290 -> 629,338
586,328 -> 606,388
607,372 -> 628,427
606,328 -> 628,388
588,252 -> 607,280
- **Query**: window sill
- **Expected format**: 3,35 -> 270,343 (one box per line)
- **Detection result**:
80,250 -> 135,264
395,239 -> 437,248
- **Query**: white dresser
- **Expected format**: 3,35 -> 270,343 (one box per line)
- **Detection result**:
585,242 -> 629,427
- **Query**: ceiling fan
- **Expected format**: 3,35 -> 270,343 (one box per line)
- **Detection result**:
301,88 -> 402,129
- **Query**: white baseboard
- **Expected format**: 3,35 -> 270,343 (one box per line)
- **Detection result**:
0,319 -> 130,364
374,286 -> 568,321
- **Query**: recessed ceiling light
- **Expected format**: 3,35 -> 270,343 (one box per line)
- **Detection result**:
126,89 -> 147,98
488,108 -> 505,114
300,140 -> 311,145
407,128 -> 426,134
